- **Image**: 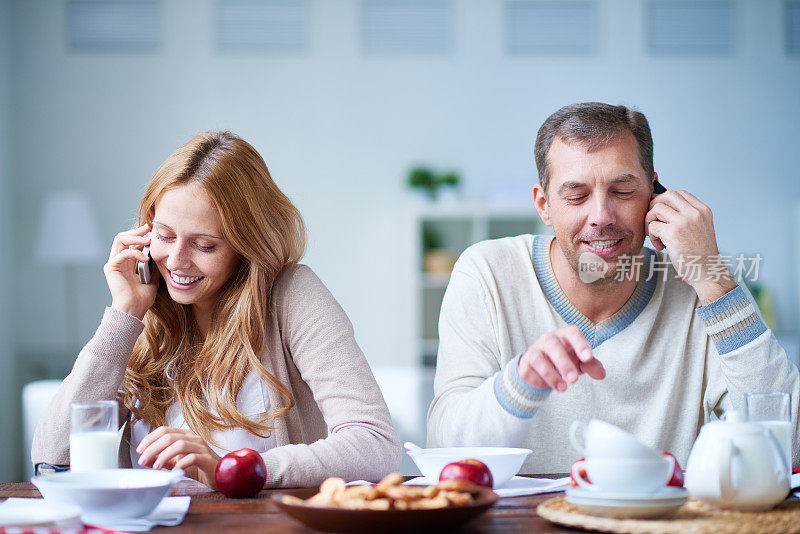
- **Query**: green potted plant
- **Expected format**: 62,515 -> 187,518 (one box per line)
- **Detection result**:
407,167 -> 437,200
407,167 -> 461,202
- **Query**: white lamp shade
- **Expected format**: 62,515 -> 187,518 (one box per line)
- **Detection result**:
35,192 -> 104,265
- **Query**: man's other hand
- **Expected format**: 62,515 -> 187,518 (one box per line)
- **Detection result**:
645,190 -> 737,304
518,325 -> 606,392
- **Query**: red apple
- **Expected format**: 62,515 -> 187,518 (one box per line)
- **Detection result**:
662,451 -> 684,488
439,458 -> 493,488
570,458 -> 589,487
215,448 -> 267,498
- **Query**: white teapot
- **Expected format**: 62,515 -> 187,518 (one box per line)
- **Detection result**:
685,411 -> 789,511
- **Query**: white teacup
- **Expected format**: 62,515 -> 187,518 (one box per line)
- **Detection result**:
571,456 -> 676,494
569,419 -> 660,459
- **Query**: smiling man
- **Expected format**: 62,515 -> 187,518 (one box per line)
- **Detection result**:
427,102 -> 800,472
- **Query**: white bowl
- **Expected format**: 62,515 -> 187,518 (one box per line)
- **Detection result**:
407,447 -> 532,488
32,468 -> 183,523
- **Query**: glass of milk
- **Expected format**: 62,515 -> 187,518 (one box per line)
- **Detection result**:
70,401 -> 119,473
746,392 -> 792,476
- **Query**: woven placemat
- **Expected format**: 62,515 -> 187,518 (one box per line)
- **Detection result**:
537,496 -> 800,534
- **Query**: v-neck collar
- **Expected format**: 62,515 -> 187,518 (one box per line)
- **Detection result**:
531,235 -> 658,349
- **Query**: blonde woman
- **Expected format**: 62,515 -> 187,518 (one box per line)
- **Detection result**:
32,131 -> 400,488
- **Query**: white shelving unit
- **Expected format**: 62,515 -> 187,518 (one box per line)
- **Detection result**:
411,204 -> 544,366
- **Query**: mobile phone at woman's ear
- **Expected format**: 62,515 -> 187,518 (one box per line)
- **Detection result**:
653,179 -> 666,194
137,245 -> 155,284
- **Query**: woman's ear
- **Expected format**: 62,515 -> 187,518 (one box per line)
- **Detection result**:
533,184 -> 552,227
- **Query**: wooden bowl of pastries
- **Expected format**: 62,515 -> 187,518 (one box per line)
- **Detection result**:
273,473 -> 498,533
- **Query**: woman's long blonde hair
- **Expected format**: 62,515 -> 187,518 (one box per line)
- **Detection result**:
122,131 -> 305,447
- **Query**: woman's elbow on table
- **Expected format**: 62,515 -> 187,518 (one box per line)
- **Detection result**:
31,421 -> 69,468
367,427 -> 403,478
338,424 -> 403,482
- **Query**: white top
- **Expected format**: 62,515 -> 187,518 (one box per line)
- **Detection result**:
130,370 -> 277,465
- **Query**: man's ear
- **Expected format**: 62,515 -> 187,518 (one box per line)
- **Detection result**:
533,184 -> 552,227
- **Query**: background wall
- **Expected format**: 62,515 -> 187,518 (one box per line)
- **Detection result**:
0,0 -> 16,483
2,0 -> 799,480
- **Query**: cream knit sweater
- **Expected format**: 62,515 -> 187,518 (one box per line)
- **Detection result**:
428,235 -> 800,473
32,265 -> 401,487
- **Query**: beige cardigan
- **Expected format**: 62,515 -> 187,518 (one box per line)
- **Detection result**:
32,265 -> 401,487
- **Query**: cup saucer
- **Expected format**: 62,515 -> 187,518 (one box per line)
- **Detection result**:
565,486 -> 688,519
567,485 -> 688,502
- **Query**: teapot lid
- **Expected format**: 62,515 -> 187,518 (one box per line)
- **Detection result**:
706,410 -> 764,436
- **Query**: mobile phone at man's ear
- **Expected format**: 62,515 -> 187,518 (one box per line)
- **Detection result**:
137,245 -> 156,284
653,179 -> 666,194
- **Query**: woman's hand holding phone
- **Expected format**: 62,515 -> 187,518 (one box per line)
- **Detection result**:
104,224 -> 160,320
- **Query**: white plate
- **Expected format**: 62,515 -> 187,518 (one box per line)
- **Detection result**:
0,498 -> 82,527
405,475 -> 570,497
565,487 -> 688,518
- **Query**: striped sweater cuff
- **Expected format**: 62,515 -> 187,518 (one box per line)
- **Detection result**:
493,354 -> 551,419
696,285 -> 767,355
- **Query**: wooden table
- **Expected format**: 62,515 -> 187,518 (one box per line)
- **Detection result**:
0,475 -> 583,533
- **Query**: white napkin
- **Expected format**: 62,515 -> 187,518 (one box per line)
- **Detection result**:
84,496 -> 191,532
404,476 -> 571,497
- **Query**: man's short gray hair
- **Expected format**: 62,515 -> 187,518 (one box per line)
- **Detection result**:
534,102 -> 654,193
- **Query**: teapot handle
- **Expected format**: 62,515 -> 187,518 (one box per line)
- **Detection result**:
718,437 -> 737,503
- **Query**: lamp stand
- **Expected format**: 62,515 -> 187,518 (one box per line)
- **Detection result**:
64,265 -> 78,351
